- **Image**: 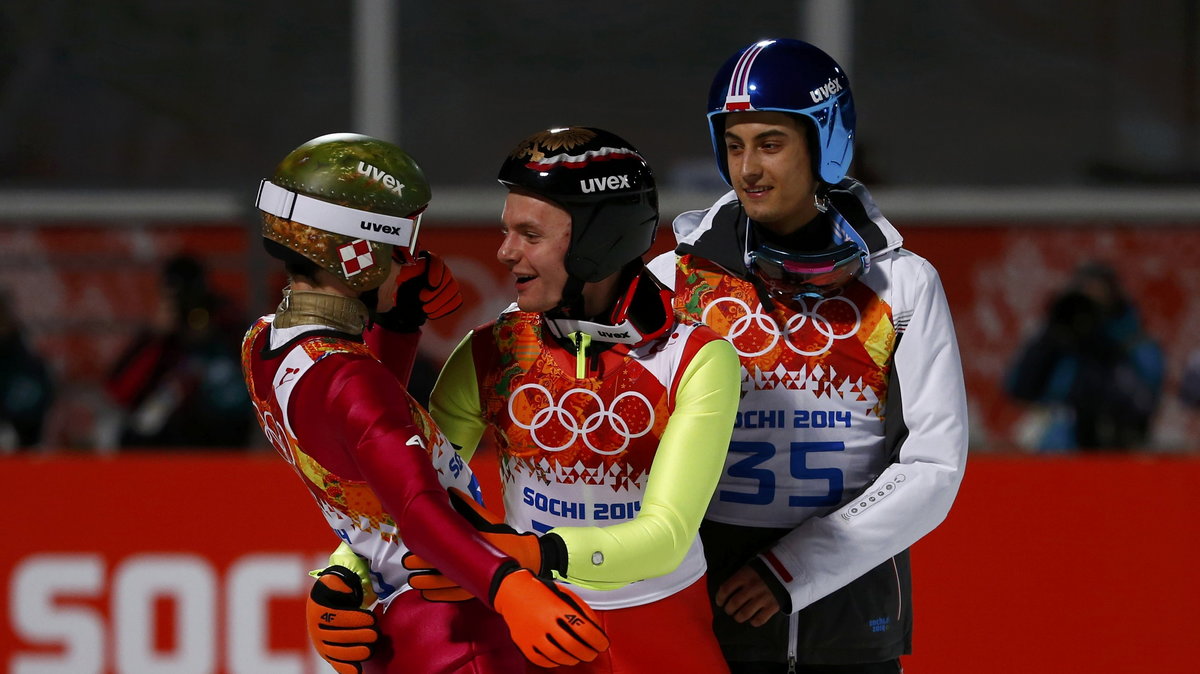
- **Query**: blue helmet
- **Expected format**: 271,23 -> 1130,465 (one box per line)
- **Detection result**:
707,39 -> 855,186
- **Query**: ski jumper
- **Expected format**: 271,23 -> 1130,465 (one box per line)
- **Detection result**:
650,181 -> 968,666
242,294 -> 523,673
429,270 -> 741,673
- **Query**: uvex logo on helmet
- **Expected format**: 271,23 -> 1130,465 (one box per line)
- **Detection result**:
360,220 -> 407,236
809,77 -> 844,104
356,161 -> 405,196
579,174 -> 631,194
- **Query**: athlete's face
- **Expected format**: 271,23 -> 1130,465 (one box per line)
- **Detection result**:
498,190 -> 572,313
724,111 -> 820,237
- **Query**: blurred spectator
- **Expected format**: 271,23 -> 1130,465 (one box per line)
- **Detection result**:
0,292 -> 55,451
104,254 -> 253,448
1007,261 -> 1164,451
1181,350 -> 1200,408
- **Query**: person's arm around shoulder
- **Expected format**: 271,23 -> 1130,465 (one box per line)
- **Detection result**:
297,353 -> 609,668
293,354 -> 514,603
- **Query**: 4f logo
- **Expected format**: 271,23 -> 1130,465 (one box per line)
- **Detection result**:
564,614 -> 584,627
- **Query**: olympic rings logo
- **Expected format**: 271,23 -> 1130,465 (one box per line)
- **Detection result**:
701,295 -> 861,357
507,383 -> 655,455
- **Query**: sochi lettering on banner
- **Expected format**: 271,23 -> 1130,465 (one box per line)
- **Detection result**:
7,552 -> 331,674
735,408 -> 853,429
355,161 -> 405,195
522,486 -> 641,522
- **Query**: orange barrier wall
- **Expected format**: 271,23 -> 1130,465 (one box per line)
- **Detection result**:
0,453 -> 1193,673
904,455 -> 1195,673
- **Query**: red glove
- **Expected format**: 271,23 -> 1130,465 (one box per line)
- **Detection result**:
376,250 -> 463,331
492,569 -> 609,667
305,566 -> 378,674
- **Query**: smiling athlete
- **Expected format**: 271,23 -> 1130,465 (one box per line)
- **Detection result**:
649,39 -> 970,673
243,133 -> 609,673
309,127 -> 742,673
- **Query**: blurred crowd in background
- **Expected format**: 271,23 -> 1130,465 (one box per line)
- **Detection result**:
2,249 -> 1198,455
0,255 -> 255,453
1006,262 -> 1167,451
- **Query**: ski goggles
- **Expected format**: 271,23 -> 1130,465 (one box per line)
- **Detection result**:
748,240 -> 866,299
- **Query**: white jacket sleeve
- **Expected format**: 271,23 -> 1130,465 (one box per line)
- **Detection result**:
760,253 -> 969,612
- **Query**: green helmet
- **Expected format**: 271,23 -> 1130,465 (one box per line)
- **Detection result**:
255,132 -> 432,292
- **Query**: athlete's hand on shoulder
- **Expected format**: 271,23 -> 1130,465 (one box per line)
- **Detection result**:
716,564 -> 782,627
306,565 -> 378,674
375,249 -> 463,331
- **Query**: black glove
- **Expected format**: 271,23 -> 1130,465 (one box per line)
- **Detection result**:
375,250 -> 463,332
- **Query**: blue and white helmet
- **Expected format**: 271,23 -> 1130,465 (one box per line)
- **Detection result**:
707,39 -> 855,186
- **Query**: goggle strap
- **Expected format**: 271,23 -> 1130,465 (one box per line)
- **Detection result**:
256,180 -> 420,250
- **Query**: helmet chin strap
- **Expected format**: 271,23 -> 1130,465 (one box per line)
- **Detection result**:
542,263 -> 673,347
554,275 -> 587,318
815,182 -> 832,213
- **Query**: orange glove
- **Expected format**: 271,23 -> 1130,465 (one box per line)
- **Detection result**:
448,487 -> 545,574
492,569 -> 609,668
401,554 -> 474,602
305,566 -> 378,674
376,250 -> 463,331
401,488 -> 559,602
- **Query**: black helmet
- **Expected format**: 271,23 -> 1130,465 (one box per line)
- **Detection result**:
497,127 -> 659,285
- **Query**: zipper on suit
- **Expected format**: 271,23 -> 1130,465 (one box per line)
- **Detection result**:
571,331 -> 592,379
787,611 -> 798,673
